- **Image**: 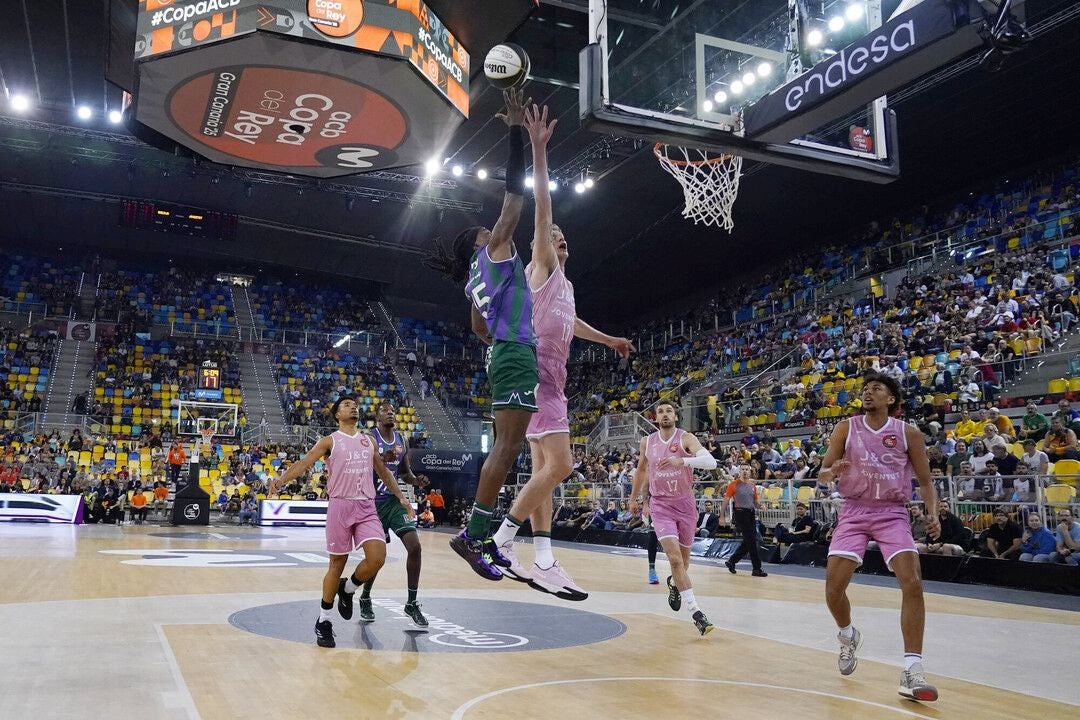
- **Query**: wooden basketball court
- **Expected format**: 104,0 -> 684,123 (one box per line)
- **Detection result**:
2,524 -> 1077,719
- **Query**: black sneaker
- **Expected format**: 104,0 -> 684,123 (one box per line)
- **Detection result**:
314,619 -> 335,648
666,575 -> 681,611
403,601 -> 429,629
358,595 -> 375,623
449,530 -> 503,581
725,558 -> 737,574
752,569 -> 769,577
336,578 -> 354,620
692,610 -> 715,636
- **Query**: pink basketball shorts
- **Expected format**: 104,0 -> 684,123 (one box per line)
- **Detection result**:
325,497 -> 384,556
649,495 -> 697,548
828,502 -> 916,570
526,372 -> 569,441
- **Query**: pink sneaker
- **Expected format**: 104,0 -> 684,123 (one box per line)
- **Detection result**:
528,561 -> 588,601
496,540 -> 533,583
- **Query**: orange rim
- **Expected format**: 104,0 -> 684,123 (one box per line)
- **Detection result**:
653,142 -> 734,167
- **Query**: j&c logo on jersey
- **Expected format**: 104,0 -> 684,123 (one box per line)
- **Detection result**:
882,434 -> 898,449
669,443 -> 679,453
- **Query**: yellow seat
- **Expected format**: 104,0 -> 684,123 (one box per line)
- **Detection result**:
1070,377 -> 1080,393
796,486 -> 815,502
703,486 -> 716,498
1045,484 -> 1076,504
763,486 -> 783,504
1049,378 -> 1068,394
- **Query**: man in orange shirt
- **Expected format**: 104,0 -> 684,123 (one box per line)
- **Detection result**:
166,441 -> 186,485
151,482 -> 169,517
129,491 -> 148,524
426,488 -> 446,526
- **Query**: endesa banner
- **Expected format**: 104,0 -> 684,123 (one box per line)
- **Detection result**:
0,495 -> 85,524
259,499 -> 328,526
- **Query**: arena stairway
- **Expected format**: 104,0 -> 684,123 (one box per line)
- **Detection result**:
41,334 -> 95,428
373,301 -> 469,449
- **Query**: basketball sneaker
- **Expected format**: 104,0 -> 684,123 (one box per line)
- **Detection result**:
898,663 -> 938,702
450,531 -> 503,581
335,578 -> 354,621
528,562 -> 588,601
483,537 -> 513,568
357,596 -> 375,623
314,619 -> 335,648
691,611 -> 714,636
837,627 -> 862,676
648,568 -> 659,585
494,539 -> 533,583
666,575 -> 681,611
403,601 -> 429,630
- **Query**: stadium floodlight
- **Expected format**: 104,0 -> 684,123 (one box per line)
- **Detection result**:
702,99 -> 714,113
713,90 -> 727,103
451,164 -> 463,177
108,110 -> 122,124
828,16 -> 845,32
11,95 -> 30,112
742,72 -> 756,86
806,29 -> 824,46
574,182 -> 585,194
730,80 -> 744,95
845,3 -> 864,22
524,175 -> 534,188
548,180 -> 557,192
584,178 -> 595,189
76,105 -> 92,120
476,168 -> 488,180
424,157 -> 440,176
757,62 -> 772,78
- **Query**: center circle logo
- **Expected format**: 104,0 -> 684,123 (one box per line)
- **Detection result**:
307,0 -> 364,38
229,597 -> 626,653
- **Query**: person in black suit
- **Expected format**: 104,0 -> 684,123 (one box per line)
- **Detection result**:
696,500 -> 720,538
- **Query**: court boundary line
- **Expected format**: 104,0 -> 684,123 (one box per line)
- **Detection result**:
450,676 -> 939,720
154,624 -> 202,720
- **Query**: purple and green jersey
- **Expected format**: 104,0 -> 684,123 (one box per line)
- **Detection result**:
465,246 -> 536,346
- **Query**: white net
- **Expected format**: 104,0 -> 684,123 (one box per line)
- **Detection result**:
654,144 -> 743,232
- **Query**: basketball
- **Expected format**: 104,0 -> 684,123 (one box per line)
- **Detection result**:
484,43 -> 530,89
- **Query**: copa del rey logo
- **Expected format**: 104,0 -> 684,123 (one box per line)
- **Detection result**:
420,453 -> 473,470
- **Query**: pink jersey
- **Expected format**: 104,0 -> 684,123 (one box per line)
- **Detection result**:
526,262 -> 575,381
324,430 -> 376,500
841,415 -> 914,506
645,428 -> 695,499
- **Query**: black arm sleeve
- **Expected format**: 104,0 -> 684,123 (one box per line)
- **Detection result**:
505,125 -> 526,196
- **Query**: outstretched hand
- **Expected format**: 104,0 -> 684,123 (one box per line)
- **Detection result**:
608,336 -> 635,358
495,87 -> 531,127
523,104 -> 557,146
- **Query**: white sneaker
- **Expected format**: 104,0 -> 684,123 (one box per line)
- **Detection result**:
898,663 -> 938,702
838,627 -> 861,676
528,561 -> 588,601
496,540 -> 533,583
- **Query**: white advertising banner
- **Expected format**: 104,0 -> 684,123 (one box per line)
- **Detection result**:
0,494 -> 85,524
258,499 -> 328,526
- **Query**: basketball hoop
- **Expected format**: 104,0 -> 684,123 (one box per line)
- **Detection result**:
654,143 -> 743,232
195,426 -> 215,459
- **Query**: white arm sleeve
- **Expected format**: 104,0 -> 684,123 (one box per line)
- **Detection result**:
684,448 -> 718,470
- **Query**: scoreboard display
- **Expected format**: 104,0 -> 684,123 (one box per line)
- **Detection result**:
194,361 -> 223,401
119,200 -> 238,241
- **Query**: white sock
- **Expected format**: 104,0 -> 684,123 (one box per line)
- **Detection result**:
318,607 -> 334,623
680,589 -> 700,613
492,516 -> 522,547
839,624 -> 855,640
533,535 -> 555,568
343,576 -> 360,594
904,653 -> 922,671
